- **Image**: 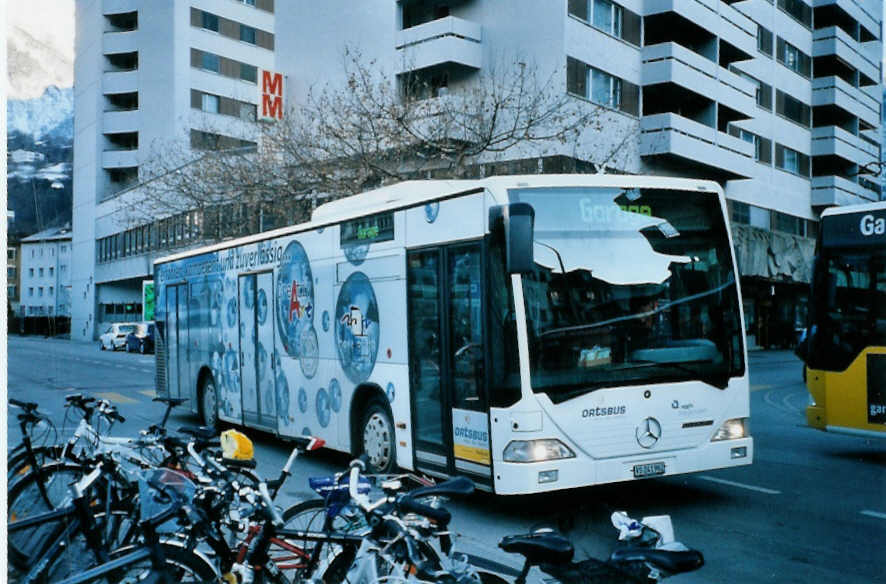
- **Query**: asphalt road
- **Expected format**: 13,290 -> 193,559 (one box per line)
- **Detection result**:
6,336 -> 886,583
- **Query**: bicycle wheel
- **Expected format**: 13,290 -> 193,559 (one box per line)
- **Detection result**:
7,462 -> 86,569
38,510 -> 139,584
276,498 -> 366,584
50,541 -> 219,584
8,444 -> 65,483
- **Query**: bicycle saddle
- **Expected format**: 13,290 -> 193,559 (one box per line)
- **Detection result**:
608,547 -> 704,575
499,530 -> 575,565
178,426 -> 216,441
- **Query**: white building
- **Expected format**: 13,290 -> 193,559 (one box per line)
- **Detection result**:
72,0 -> 882,347
20,226 -> 73,318
71,0 -> 275,340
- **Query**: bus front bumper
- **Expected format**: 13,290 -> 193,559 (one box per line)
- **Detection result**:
492,437 -> 754,495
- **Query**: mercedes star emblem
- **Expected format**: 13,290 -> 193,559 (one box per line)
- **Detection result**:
636,417 -> 662,449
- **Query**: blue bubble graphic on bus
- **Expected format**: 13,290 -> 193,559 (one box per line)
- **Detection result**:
425,202 -> 440,223
276,373 -> 290,421
299,327 -> 319,379
302,427 -> 311,437
276,241 -> 315,358
322,311 -> 330,332
343,243 -> 369,265
298,387 -> 308,414
335,272 -> 380,384
316,387 -> 331,428
386,382 -> 395,403
329,378 -> 342,412
257,288 -> 268,325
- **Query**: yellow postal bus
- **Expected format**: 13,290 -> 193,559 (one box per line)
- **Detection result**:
801,201 -> 886,437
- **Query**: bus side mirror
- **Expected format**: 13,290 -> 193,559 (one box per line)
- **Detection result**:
489,203 -> 535,274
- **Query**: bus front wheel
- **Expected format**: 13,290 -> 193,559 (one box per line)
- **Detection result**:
199,375 -> 219,429
360,400 -> 396,474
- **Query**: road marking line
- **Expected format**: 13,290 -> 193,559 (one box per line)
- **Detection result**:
860,510 -> 886,520
751,384 -> 774,392
94,391 -> 139,404
139,389 -> 156,398
698,476 -> 781,494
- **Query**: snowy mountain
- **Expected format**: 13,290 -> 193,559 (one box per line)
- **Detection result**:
6,86 -> 74,237
6,20 -> 75,237
7,85 -> 74,141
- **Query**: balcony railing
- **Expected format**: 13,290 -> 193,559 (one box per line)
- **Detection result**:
811,75 -> 880,128
811,175 -> 880,206
640,112 -> 755,178
395,16 -> 482,73
642,42 -> 756,116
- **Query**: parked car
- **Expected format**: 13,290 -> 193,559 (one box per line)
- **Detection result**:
99,323 -> 139,351
125,322 -> 156,354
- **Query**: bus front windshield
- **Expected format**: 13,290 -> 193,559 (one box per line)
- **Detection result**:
806,250 -> 886,371
508,186 -> 745,403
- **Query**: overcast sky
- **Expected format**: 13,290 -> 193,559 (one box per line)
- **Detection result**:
7,1 -> 886,88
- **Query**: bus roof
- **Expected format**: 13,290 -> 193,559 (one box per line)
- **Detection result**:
820,200 -> 886,218
154,174 -> 723,266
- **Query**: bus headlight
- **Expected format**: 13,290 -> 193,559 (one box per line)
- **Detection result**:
711,418 -> 749,441
503,439 -> 576,463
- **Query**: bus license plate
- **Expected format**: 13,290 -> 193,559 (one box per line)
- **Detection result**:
633,462 -> 665,478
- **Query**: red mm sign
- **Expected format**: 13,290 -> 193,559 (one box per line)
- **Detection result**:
259,70 -> 284,121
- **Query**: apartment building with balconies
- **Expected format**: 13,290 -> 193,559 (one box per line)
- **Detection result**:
73,0 -> 881,348
71,0 -> 276,341
275,0 -> 882,348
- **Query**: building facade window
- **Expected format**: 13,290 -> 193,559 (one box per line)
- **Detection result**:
776,38 -> 811,78
7,266 -> 15,278
7,248 -> 15,260
567,57 -> 639,115
7,286 -> 16,298
201,11 -> 219,32
38,287 -> 44,297
28,287 -> 33,297
758,25 -> 774,57
731,201 -> 750,224
201,52 -> 220,73
775,90 -> 811,127
39,268 -> 44,277
777,0 -> 812,28
29,268 -> 34,277
49,267 -> 54,277
202,93 -> 219,113
775,143 -> 811,177
240,63 -> 257,83
568,0 -> 640,45
49,286 -> 54,296
240,24 -> 256,44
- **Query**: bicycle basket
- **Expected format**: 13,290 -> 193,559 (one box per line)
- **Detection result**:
138,468 -> 196,523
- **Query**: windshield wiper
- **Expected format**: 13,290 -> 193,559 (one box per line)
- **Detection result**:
627,359 -> 729,390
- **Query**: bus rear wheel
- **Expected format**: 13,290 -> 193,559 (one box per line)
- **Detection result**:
359,399 -> 396,474
199,376 -> 219,429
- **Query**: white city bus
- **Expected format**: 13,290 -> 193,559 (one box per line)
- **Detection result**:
154,174 -> 752,494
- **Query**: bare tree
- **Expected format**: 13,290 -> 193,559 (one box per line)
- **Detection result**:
131,48 -> 629,243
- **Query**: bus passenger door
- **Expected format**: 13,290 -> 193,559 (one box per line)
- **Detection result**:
165,284 -> 189,399
166,285 -> 179,398
255,272 -> 277,429
238,273 -> 277,431
407,243 -> 491,484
